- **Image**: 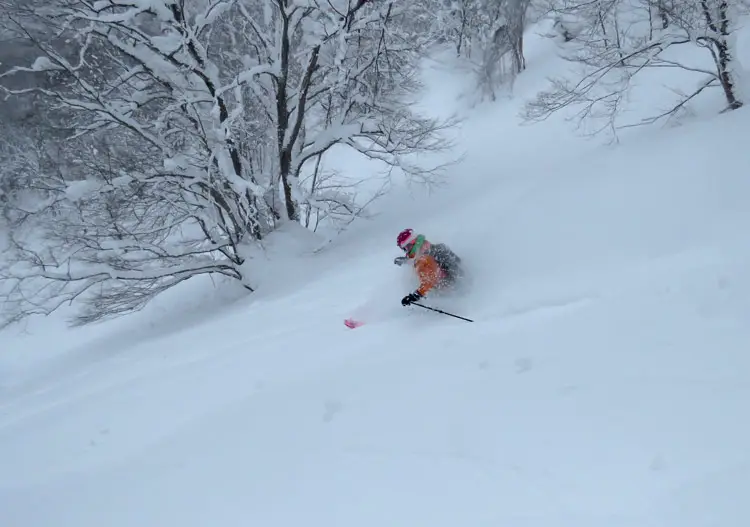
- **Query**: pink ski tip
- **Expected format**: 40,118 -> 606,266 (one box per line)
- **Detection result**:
344,318 -> 364,329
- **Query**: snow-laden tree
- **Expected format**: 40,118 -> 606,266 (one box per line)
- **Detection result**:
0,0 -> 455,326
234,0 -> 454,220
474,0 -> 531,99
417,0 -> 532,100
0,125 -> 64,227
525,0 -> 746,137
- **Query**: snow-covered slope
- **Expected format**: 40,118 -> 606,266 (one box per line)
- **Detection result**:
2,23 -> 750,527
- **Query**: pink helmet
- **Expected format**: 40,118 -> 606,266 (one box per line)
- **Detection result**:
396,228 -> 417,250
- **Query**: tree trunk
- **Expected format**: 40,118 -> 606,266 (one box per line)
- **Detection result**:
702,0 -> 743,110
274,2 -> 299,222
279,148 -> 299,221
514,34 -> 525,72
658,1 -> 669,29
716,39 -> 743,110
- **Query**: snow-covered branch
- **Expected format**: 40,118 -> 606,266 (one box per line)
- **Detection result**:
524,0 -> 745,138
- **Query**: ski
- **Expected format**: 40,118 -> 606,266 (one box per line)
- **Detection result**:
344,318 -> 364,329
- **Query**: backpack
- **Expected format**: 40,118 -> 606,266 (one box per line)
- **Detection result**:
427,243 -> 462,281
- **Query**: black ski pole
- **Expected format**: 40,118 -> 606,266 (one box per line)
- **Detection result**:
412,302 -> 474,322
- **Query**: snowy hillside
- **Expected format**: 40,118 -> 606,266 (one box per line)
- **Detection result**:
3,16 -> 750,527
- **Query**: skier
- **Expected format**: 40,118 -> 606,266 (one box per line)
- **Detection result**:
394,228 -> 463,307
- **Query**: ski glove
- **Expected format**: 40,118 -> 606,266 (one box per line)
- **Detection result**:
401,291 -> 422,306
394,256 -> 409,266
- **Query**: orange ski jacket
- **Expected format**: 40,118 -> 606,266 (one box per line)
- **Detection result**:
414,253 -> 447,297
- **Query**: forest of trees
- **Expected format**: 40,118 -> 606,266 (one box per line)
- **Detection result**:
0,0 -> 746,326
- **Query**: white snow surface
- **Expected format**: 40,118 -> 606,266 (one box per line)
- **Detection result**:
3,24 -> 750,527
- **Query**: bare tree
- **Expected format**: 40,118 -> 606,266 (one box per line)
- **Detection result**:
525,0 -> 745,138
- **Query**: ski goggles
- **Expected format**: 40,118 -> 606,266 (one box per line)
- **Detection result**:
403,235 -> 426,258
